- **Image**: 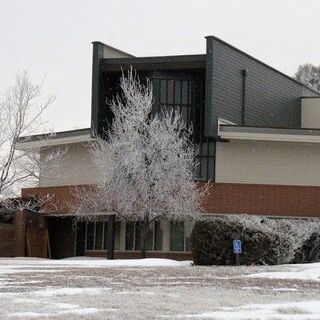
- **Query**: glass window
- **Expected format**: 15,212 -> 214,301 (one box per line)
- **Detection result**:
146,224 -> 154,251
104,222 -> 108,250
125,222 -> 135,250
114,221 -> 121,250
200,157 -> 208,180
95,222 -> 103,250
185,222 -> 194,252
193,107 -> 201,142
174,80 -> 181,105
134,223 -> 141,250
167,80 -> 174,105
180,107 -> 188,124
103,220 -> 121,251
134,222 -> 153,251
125,222 -> 157,251
154,221 -> 163,251
170,222 -> 185,251
86,222 -> 94,250
160,80 -> 167,104
181,81 -> 188,105
160,79 -> 192,107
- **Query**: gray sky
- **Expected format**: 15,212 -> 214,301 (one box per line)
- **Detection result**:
1,0 -> 319,132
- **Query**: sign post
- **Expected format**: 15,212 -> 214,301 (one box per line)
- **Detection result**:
233,239 -> 242,266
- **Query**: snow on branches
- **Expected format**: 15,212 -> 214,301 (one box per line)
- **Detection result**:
0,71 -> 54,198
72,70 -> 207,256
0,71 -> 67,216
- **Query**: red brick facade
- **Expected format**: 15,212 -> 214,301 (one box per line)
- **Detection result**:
0,223 -> 15,257
8,182 -> 319,259
202,183 -> 320,218
22,182 -> 320,218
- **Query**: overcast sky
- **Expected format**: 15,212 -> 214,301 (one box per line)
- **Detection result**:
1,0 -> 319,132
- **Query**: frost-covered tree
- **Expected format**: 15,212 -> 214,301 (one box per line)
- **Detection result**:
73,70 -> 207,258
295,63 -> 320,92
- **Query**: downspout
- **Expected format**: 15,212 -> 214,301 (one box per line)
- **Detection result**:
241,69 -> 248,125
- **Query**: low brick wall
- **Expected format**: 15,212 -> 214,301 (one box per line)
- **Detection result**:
85,250 -> 192,261
0,223 -> 15,257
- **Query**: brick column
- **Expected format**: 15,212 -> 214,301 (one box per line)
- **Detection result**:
13,210 -> 28,257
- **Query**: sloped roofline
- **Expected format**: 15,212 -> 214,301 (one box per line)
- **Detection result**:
219,124 -> 320,143
16,128 -> 93,150
91,41 -> 135,57
206,35 -> 320,95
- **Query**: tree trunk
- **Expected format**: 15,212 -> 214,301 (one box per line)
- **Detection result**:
140,213 -> 149,259
107,215 -> 115,259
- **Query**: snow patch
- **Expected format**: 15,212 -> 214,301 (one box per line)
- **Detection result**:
247,262 -> 320,282
0,258 -> 192,274
117,291 -> 155,295
168,300 -> 320,319
33,287 -> 105,296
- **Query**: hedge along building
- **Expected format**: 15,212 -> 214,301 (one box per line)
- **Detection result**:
14,35 -> 320,260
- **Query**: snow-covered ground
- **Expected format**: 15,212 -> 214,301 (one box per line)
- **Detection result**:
0,258 -> 320,319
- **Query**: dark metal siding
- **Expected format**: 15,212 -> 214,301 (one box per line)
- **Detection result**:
91,42 -> 105,137
206,36 -> 319,137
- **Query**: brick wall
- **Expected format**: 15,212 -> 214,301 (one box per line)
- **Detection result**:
22,182 -> 320,218
0,223 -> 15,257
22,185 -> 94,214
85,250 -> 192,261
202,182 -> 320,218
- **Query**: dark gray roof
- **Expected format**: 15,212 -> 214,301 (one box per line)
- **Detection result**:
101,54 -> 206,71
206,35 -> 320,95
17,128 -> 91,143
220,125 -> 320,136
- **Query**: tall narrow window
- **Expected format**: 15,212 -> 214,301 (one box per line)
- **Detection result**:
167,80 -> 174,105
185,221 -> 194,252
86,222 -> 94,250
160,80 -> 167,104
154,221 -> 163,251
134,222 -> 153,251
114,221 -> 121,250
170,222 -> 185,251
104,220 -> 121,251
104,222 -> 108,250
174,80 -> 181,105
181,81 -> 189,105
125,222 -> 135,251
95,221 -> 103,250
153,78 -> 196,133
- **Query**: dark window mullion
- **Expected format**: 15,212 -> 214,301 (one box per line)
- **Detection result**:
173,79 -> 176,105
180,80 -> 183,110
166,80 -> 168,107
206,140 -> 210,180
93,222 -> 96,250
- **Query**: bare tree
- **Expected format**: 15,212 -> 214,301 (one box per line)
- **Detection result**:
0,71 -> 56,205
73,70 -> 207,258
295,63 -> 320,92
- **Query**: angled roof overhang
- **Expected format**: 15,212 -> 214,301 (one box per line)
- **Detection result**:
16,128 -> 94,151
219,124 -> 320,144
100,54 -> 206,72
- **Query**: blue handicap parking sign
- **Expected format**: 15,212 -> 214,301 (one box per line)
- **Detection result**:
233,239 -> 242,254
